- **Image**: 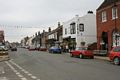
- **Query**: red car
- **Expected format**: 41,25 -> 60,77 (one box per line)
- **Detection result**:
70,47 -> 94,59
109,46 -> 120,65
28,46 -> 36,51
39,46 -> 47,51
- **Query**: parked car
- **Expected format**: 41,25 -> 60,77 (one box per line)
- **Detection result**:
28,46 -> 36,51
39,46 -> 47,51
70,47 -> 94,59
109,46 -> 120,65
11,47 -> 17,51
49,46 -> 61,53
0,45 -> 9,60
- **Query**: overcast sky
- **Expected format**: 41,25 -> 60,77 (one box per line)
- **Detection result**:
0,0 -> 104,42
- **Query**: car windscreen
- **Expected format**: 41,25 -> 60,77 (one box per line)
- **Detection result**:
0,45 -> 7,51
113,47 -> 120,52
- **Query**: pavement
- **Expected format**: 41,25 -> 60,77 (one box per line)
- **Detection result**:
94,56 -> 109,61
0,52 -> 109,62
64,52 -> 110,61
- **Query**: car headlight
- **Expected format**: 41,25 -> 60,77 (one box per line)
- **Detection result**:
2,52 -> 5,53
2,51 -> 8,54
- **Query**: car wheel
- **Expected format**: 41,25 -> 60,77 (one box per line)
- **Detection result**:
49,50 -> 51,53
51,50 -> 54,53
59,51 -> 62,54
113,57 -> 120,65
70,53 -> 73,57
79,54 -> 84,59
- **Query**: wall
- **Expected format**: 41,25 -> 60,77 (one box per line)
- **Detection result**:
97,2 -> 120,50
63,13 -> 97,47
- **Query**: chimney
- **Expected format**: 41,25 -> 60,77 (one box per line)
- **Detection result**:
58,22 -> 60,27
87,11 -> 93,14
75,14 -> 79,17
43,30 -> 45,33
48,27 -> 51,32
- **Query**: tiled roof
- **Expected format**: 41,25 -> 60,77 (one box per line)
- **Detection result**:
97,0 -> 120,10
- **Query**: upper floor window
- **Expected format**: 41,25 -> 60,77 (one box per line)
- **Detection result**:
70,22 -> 76,34
79,24 -> 84,32
101,11 -> 107,22
65,28 -> 67,35
112,7 -> 118,19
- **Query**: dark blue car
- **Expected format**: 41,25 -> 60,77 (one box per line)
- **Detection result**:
49,46 -> 61,53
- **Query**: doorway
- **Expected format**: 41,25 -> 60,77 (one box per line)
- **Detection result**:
101,32 -> 108,50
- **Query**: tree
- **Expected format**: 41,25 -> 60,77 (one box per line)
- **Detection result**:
81,41 -> 85,46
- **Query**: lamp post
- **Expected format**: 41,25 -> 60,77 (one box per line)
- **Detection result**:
38,31 -> 41,47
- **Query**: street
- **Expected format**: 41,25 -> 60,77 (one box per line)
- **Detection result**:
0,48 -> 120,80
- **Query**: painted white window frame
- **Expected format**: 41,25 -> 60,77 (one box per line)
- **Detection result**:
65,28 -> 67,35
79,23 -> 84,32
101,11 -> 107,22
112,7 -> 118,19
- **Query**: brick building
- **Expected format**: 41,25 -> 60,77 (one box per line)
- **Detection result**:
97,0 -> 120,51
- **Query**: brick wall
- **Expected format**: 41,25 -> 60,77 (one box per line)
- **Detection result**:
97,2 -> 120,51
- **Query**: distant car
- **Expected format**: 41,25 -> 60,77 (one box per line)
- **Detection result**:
0,45 -> 9,60
28,46 -> 36,51
11,47 -> 17,51
49,46 -> 61,53
70,47 -> 94,59
109,46 -> 120,65
39,46 -> 47,51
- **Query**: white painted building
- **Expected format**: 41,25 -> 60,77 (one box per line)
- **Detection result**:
26,36 -> 34,47
63,11 -> 97,47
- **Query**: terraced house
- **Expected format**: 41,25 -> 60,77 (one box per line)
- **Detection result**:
97,0 -> 120,51
46,22 -> 63,48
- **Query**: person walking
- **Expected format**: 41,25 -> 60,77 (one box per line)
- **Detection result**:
66,45 -> 69,53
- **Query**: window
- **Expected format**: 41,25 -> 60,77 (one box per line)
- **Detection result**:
101,11 -> 107,22
79,24 -> 84,32
112,7 -> 118,19
113,47 -> 120,52
65,28 -> 67,35
70,23 -> 76,34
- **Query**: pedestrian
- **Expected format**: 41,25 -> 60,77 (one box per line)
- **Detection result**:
66,45 -> 68,53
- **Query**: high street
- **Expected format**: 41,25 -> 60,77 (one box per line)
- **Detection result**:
0,48 -> 120,80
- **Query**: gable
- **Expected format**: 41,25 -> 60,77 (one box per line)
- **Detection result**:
97,0 -> 120,11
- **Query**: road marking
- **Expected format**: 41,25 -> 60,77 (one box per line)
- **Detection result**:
24,71 -> 29,74
0,67 -> 5,74
28,73 -> 32,76
18,74 -> 23,78
31,76 -> 37,79
5,61 -> 28,80
21,78 -> 27,80
9,60 -> 41,80
0,77 -> 8,80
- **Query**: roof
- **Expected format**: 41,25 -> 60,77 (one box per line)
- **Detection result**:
47,26 -> 62,36
97,0 -> 120,11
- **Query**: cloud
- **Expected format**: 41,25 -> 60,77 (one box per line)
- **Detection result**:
0,0 -> 104,42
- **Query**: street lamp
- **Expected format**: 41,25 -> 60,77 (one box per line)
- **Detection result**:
38,31 -> 41,47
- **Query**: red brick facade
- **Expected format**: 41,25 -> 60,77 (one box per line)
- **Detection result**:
97,1 -> 120,51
